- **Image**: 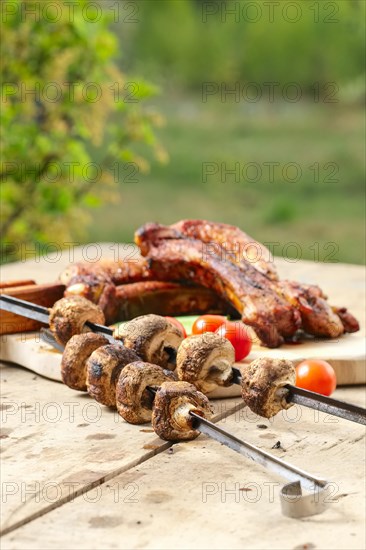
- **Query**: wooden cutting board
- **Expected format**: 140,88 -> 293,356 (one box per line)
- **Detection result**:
0,244 -> 365,395
0,327 -> 364,399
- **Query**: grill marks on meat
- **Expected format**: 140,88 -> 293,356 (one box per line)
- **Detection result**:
172,219 -> 278,280
275,280 -> 344,338
169,219 -> 359,338
59,257 -> 151,286
135,222 -> 359,347
61,256 -> 236,324
136,232 -> 301,348
57,219 -> 359,347
113,281 -> 236,321
66,279 -> 236,325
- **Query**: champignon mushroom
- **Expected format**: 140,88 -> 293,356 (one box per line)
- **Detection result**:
61,333 -> 110,391
152,381 -> 212,441
176,333 -> 235,394
240,358 -> 296,418
86,345 -> 139,407
113,314 -> 183,370
49,296 -> 105,346
116,362 -> 176,424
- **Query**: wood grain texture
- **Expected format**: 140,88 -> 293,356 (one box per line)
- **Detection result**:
0,244 -> 365,548
0,282 -> 65,334
2,387 -> 365,550
0,362 -> 243,536
0,280 -> 36,289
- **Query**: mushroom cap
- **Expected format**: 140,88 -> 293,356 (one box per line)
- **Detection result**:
240,358 -> 296,418
113,314 -> 183,370
61,333 -> 109,391
86,344 -> 139,407
152,381 -> 213,441
49,296 -> 105,346
116,361 -> 176,424
177,333 -> 235,394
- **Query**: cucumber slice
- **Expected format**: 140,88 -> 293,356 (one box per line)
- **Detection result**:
172,315 -> 200,335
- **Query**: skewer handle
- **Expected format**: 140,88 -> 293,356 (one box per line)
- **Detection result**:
189,412 -> 330,518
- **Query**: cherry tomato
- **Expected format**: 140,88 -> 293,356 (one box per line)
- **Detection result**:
296,360 -> 337,396
215,321 -> 252,362
191,314 -> 226,336
165,317 -> 187,338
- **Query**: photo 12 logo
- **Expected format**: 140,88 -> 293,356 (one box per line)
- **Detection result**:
201,480 -> 340,504
0,241 -> 141,265
201,1 -> 340,24
1,480 -> 139,504
1,1 -> 140,24
202,81 -> 339,103
2,81 -> 143,104
201,161 -> 339,184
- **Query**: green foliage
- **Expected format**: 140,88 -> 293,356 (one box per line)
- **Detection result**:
122,0 -> 365,95
0,0 -> 165,260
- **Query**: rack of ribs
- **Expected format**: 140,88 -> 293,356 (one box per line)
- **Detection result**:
135,221 -> 359,348
60,256 -> 236,324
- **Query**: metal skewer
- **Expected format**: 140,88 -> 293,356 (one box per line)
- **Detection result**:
0,294 -> 346,517
231,366 -> 365,426
1,294 -> 365,426
145,386 -> 330,518
0,294 -> 117,343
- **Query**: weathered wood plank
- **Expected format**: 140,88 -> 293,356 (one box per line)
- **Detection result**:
2,387 -> 364,550
0,244 -> 365,547
0,362 -> 244,535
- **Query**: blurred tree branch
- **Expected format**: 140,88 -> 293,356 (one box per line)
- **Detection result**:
0,0 -> 166,262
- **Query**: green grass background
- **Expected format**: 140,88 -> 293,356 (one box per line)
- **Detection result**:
88,96 -> 365,264
86,0 -> 365,265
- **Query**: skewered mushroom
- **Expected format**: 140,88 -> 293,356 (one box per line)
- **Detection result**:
61,333 -> 110,391
113,314 -> 183,370
240,358 -> 296,418
86,345 -> 139,407
116,362 -> 176,424
176,333 -> 235,394
49,296 -> 105,346
152,381 -> 212,441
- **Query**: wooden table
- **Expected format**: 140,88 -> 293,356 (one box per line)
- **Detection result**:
1,245 -> 365,549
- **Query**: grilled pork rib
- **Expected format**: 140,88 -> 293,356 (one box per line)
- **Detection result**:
64,274 -> 236,325
59,257 -> 151,286
172,219 -> 278,280
135,222 -> 359,347
169,219 -> 355,338
58,220 -> 359,347
112,281 -> 236,322
136,226 -> 301,347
